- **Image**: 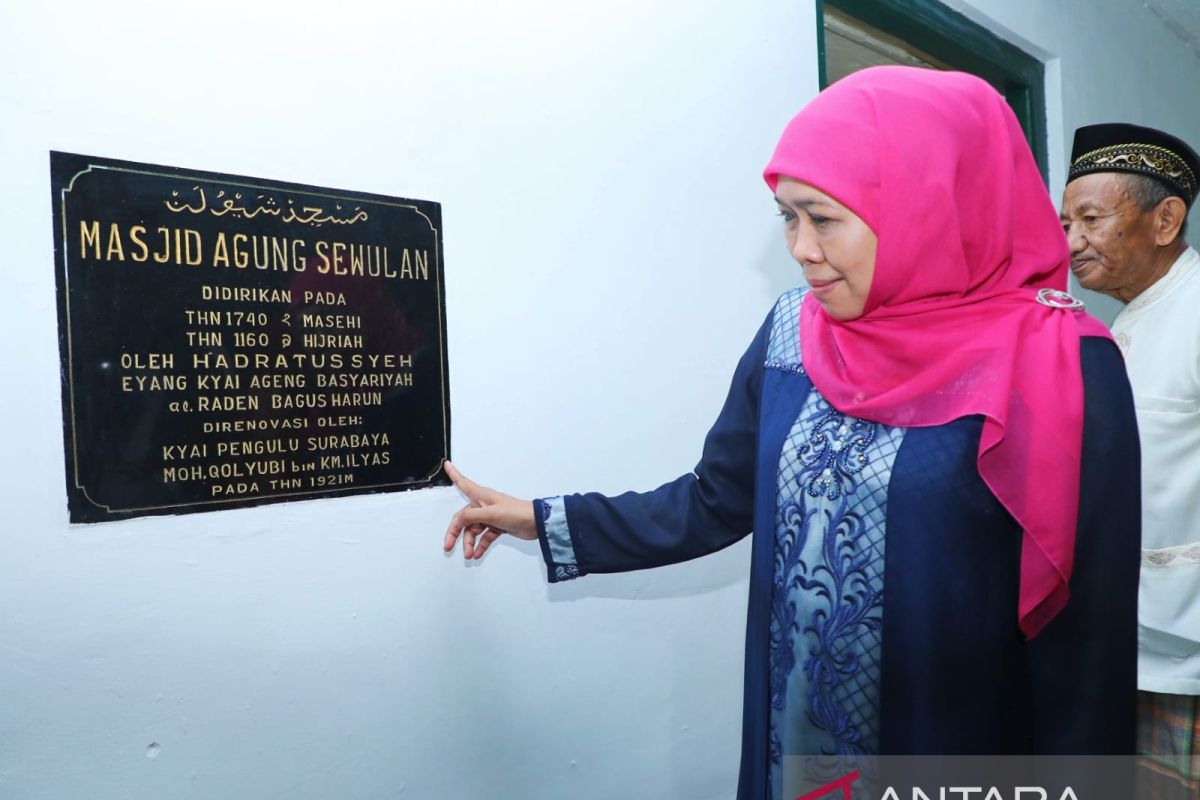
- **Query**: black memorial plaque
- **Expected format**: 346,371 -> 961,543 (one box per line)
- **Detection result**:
50,152 -> 450,523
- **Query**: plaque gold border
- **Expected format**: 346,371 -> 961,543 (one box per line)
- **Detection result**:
59,161 -> 449,517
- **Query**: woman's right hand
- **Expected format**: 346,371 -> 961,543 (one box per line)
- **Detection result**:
442,461 -> 538,560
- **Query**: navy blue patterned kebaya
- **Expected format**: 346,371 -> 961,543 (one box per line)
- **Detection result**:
533,287 -> 1139,800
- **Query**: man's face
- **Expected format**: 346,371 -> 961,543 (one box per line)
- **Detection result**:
1060,173 -> 1162,301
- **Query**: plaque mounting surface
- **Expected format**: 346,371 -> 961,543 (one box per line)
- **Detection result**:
51,152 -> 450,523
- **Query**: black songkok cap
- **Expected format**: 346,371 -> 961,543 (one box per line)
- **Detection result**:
1069,122 -> 1200,207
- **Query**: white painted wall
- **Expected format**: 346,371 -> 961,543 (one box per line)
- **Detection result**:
0,2 -> 812,799
0,2 -> 1196,799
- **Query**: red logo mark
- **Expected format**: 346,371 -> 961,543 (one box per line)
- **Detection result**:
795,769 -> 859,800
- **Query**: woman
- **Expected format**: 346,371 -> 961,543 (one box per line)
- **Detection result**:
443,67 -> 1139,799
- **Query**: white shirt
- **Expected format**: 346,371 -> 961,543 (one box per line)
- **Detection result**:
1112,245 -> 1200,694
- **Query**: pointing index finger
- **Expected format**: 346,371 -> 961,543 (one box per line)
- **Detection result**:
444,460 -> 482,499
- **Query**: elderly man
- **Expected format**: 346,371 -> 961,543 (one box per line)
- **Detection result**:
1061,123 -> 1200,781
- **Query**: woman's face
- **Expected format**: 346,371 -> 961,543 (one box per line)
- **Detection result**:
774,177 -> 878,321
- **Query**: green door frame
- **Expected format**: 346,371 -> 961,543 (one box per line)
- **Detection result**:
817,0 -> 1048,181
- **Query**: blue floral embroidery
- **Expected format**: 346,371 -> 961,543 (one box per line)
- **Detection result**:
798,410 -> 877,500
770,502 -> 812,697
768,389 -> 903,795
802,508 -> 882,755
763,287 -> 905,797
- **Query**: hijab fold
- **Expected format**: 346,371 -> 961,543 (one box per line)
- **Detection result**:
763,67 -> 1112,638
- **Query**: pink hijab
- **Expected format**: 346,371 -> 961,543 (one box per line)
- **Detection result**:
763,66 -> 1111,639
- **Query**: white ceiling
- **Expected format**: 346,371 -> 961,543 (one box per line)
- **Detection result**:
1145,0 -> 1200,52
